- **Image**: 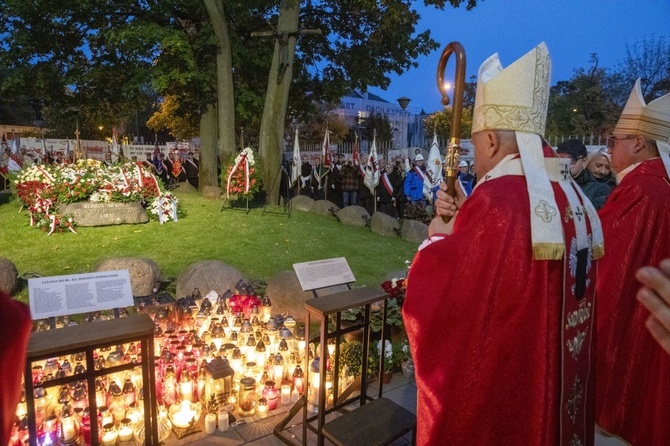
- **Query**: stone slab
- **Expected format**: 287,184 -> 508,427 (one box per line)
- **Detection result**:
59,202 -> 149,226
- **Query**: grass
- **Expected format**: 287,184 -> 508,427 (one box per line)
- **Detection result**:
0,189 -> 418,302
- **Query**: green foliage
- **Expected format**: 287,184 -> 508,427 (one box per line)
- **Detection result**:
342,297 -> 404,333
546,55 -> 621,139
362,111 -> 393,143
339,340 -> 379,378
424,106 -> 473,141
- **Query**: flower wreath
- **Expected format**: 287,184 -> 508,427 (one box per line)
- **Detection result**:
224,147 -> 261,198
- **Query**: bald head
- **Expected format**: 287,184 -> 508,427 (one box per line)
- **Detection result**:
471,129 -> 518,179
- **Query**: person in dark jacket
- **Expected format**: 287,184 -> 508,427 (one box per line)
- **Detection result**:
556,139 -> 611,210
377,163 -> 403,218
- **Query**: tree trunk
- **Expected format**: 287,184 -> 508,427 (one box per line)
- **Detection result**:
199,103 -> 218,188
259,0 -> 299,205
204,0 -> 236,175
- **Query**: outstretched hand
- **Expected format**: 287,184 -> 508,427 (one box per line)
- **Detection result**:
636,258 -> 670,356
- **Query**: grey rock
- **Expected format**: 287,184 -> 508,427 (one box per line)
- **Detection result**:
174,181 -> 196,191
311,199 -> 339,217
370,212 -> 401,237
59,202 -> 148,227
0,257 -> 18,295
202,186 -> 223,199
264,271 -> 314,323
176,260 -> 245,299
291,195 -> 314,212
337,206 -> 370,227
95,257 -> 161,296
401,219 -> 429,243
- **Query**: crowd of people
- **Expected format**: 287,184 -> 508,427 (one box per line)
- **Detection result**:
281,149 -> 485,222
0,146 -> 200,190
404,43 -> 670,446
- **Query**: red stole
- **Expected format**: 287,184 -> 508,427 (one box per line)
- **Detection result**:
413,166 -> 424,181
381,173 -> 393,196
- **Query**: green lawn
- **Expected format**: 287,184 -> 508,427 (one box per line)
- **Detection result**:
0,189 -> 418,301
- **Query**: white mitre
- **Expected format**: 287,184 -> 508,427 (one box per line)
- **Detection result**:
472,43 -> 603,261
613,78 -> 670,177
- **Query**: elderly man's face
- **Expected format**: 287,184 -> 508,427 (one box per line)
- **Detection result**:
385,164 -> 394,174
608,133 -> 641,173
301,156 -> 308,163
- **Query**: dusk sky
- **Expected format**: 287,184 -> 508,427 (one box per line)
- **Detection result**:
368,0 -> 670,114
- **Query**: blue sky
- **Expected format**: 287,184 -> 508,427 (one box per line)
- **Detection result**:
368,0 -> 670,113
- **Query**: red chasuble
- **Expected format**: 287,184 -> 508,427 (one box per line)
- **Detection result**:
596,158 -> 670,446
0,292 -> 32,446
403,172 -> 597,445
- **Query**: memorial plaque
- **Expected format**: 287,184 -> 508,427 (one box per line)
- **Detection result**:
59,201 -> 149,226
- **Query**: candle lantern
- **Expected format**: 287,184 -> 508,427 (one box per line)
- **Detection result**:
161,365 -> 178,407
256,398 -> 269,418
238,377 -> 257,417
244,335 -> 257,362
71,383 -> 88,411
241,291 -> 261,320
15,390 -> 27,420
255,339 -> 267,369
272,353 -> 285,382
261,296 -> 272,323
227,292 -> 243,316
230,347 -> 243,376
202,357 -> 234,413
57,405 -> 81,445
107,381 -> 126,422
307,357 -> 321,412
122,377 -> 136,407
210,322 -> 225,352
73,362 -> 86,375
168,400 -> 202,439
292,365 -> 305,395
100,423 -> 117,446
261,381 -> 280,411
179,370 -> 194,402
118,418 -> 134,442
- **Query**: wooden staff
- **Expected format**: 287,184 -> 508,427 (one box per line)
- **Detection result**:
436,41 -> 466,222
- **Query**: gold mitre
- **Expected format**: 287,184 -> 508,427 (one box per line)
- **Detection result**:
613,78 -> 670,142
472,42 -> 551,135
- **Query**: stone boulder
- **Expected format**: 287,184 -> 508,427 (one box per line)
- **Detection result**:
311,199 -> 339,217
384,270 -> 408,281
291,195 -> 314,212
401,219 -> 429,243
337,206 -> 370,227
176,260 -> 245,299
174,181 -> 196,191
96,257 -> 161,297
370,212 -> 400,237
202,186 -> 223,199
59,202 -> 149,227
264,270 -> 314,322
0,257 -> 18,295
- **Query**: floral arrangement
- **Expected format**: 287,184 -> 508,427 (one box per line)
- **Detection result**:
222,147 -> 262,199
10,160 -> 179,235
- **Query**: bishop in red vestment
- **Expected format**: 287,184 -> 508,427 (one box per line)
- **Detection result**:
595,79 -> 670,446
403,43 -> 601,446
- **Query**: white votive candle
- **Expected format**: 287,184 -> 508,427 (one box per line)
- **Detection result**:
217,410 -> 229,432
204,413 -> 217,434
281,385 -> 291,405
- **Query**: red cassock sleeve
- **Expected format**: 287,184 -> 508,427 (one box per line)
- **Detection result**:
595,158 -> 670,446
0,292 -> 32,446
402,176 -> 566,445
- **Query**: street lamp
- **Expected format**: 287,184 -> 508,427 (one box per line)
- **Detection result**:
397,97 -> 411,148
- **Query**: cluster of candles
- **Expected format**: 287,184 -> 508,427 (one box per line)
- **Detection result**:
13,284 -> 340,445
11,343 -> 147,446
